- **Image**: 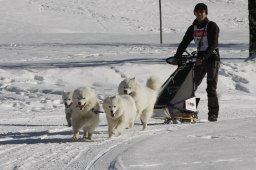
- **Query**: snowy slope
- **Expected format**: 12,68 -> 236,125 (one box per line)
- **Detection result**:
0,0 -> 255,169
0,0 -> 248,33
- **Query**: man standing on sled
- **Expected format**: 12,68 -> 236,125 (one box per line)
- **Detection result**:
171,3 -> 220,122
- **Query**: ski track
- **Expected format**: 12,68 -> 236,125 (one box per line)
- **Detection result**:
85,141 -> 124,170
88,124 -> 195,169
85,127 -> 168,169
0,135 -> 87,169
0,115 -> 171,169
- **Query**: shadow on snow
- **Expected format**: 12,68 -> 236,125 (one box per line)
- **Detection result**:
0,58 -> 166,69
0,123 -> 108,145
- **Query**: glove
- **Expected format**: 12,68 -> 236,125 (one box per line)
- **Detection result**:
170,58 -> 181,65
169,54 -> 182,65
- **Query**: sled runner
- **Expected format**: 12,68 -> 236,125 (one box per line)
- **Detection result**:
154,52 -> 200,124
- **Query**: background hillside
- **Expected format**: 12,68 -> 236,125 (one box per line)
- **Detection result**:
0,0 -> 248,34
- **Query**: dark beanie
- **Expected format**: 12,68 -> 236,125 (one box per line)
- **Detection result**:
194,3 -> 208,14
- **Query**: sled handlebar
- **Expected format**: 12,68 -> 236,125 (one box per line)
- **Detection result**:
165,55 -> 197,65
166,50 -> 198,65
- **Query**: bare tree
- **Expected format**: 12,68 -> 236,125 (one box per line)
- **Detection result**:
247,0 -> 256,60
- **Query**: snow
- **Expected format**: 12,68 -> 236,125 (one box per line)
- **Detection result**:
0,0 -> 255,169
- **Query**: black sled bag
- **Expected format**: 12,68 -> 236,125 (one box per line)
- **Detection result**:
155,62 -> 196,113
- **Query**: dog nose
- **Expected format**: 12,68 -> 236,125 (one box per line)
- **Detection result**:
78,102 -> 81,105
110,110 -> 114,114
124,90 -> 127,94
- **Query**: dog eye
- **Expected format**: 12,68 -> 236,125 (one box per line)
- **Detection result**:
109,106 -> 111,108
83,97 -> 86,99
114,106 -> 116,108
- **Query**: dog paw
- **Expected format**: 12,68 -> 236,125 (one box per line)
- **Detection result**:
108,131 -> 113,138
113,131 -> 121,136
72,135 -> 79,141
142,122 -> 147,130
112,129 -> 118,135
129,122 -> 134,128
142,126 -> 147,131
81,136 -> 92,142
85,136 -> 92,140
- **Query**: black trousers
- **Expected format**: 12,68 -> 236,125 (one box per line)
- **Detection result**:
194,60 -> 220,116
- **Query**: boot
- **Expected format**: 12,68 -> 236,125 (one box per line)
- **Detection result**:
208,114 -> 217,122
208,96 -> 219,121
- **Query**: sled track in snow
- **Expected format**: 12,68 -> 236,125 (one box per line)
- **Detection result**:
85,125 -> 185,169
85,135 -> 154,169
0,58 -> 247,69
0,58 -> 166,69
87,136 -> 153,170
0,42 -> 248,48
85,141 -> 124,170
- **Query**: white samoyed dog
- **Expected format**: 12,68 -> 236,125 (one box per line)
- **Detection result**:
103,94 -> 137,138
118,76 -> 159,130
62,91 -> 73,127
71,87 -> 100,140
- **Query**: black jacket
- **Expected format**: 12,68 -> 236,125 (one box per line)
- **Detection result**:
175,18 -> 220,61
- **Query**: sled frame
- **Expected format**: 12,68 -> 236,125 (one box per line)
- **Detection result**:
161,52 -> 200,124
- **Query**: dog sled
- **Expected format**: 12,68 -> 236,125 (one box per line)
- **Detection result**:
154,52 -> 200,124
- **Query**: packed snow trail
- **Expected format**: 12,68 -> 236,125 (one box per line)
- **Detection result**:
90,118 -> 256,170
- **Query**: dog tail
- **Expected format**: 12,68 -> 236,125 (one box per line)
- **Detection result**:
146,76 -> 160,91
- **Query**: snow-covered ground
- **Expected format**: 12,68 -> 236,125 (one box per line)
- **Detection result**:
0,0 -> 255,169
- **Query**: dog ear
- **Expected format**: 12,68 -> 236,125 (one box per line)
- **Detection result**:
110,95 -> 117,100
103,96 -> 110,102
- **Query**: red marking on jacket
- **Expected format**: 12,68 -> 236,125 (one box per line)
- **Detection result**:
193,29 -> 207,37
